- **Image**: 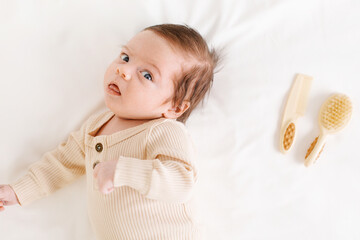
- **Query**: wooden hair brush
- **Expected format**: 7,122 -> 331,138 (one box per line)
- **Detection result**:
304,93 -> 352,167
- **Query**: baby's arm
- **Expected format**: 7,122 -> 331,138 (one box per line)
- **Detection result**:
113,121 -> 198,203
8,116 -> 92,207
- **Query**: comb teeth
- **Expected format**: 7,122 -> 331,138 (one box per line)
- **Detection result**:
321,94 -> 352,131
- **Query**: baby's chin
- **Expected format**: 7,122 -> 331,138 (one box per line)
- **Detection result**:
103,97 -> 118,112
103,97 -> 165,120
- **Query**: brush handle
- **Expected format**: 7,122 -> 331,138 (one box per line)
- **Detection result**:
280,120 -> 296,153
304,134 -> 326,167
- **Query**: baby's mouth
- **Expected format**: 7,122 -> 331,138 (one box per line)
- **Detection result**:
108,83 -> 121,96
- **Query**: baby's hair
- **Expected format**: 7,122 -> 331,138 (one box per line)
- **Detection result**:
143,24 -> 220,124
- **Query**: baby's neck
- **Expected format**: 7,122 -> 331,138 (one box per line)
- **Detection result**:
112,116 -> 151,130
95,115 -> 152,136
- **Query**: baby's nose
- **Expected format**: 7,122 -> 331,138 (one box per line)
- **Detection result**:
122,73 -> 131,81
116,67 -> 131,81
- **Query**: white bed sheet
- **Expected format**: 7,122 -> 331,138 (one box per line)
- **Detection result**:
1,0 -> 360,239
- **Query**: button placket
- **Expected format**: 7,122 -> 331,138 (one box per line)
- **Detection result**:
93,141 -> 104,191
94,142 -> 104,168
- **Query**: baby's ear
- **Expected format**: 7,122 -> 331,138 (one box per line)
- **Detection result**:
162,101 -> 190,119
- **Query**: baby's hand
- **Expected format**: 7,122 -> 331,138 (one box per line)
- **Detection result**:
0,185 -> 20,212
93,159 -> 118,194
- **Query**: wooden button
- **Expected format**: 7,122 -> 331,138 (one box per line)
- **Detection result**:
93,161 -> 100,169
95,143 -> 103,152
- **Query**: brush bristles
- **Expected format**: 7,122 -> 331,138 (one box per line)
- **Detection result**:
321,94 -> 352,132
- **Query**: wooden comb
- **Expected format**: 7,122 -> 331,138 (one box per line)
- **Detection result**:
280,74 -> 313,153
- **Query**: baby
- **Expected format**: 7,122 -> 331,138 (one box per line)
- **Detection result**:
0,24 -> 219,239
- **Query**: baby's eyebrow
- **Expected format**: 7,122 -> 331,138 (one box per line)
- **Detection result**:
149,63 -> 162,79
121,45 -> 131,53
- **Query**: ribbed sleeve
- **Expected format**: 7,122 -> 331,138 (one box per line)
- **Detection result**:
9,110 -> 201,239
9,116 -> 90,206
113,120 -> 198,203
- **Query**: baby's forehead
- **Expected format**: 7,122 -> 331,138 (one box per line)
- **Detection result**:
128,30 -> 189,58
129,32 -> 189,64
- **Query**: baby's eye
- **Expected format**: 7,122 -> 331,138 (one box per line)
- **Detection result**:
120,53 -> 129,62
141,71 -> 153,81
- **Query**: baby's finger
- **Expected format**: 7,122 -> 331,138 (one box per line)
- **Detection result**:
0,201 -> 4,212
100,181 -> 114,195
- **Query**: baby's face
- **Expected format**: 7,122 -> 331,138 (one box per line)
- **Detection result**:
103,30 -> 185,120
